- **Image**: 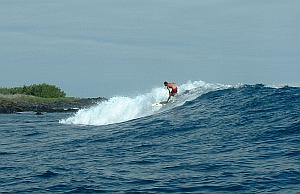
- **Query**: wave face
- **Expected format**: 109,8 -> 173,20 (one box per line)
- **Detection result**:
60,81 -> 231,125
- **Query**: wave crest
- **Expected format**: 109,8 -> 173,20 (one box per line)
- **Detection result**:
60,81 -> 231,126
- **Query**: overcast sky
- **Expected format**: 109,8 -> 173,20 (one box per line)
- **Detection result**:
1,0 -> 299,97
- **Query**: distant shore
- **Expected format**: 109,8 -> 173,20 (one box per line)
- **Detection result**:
0,84 -> 107,114
0,94 -> 107,114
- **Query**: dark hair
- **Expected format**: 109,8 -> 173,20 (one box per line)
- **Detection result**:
164,81 -> 168,85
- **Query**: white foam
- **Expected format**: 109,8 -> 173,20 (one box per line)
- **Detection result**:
60,80 -> 231,126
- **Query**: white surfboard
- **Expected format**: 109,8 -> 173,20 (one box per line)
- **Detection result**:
151,101 -> 168,107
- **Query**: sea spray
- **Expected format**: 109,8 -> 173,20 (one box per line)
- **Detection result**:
60,80 -> 231,125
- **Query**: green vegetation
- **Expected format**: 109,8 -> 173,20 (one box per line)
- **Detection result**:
0,84 -> 66,98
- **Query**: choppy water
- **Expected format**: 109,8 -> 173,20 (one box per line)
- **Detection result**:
1,83 -> 300,193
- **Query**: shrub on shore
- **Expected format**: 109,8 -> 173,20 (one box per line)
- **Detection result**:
0,84 -> 66,98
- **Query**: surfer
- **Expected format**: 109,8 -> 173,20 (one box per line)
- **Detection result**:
164,81 -> 178,103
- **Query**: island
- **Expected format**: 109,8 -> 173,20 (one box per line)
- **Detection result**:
0,84 -> 107,114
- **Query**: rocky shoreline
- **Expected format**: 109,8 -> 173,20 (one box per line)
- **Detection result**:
0,94 -> 107,114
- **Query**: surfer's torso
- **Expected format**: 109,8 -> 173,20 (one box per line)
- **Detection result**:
167,83 -> 178,95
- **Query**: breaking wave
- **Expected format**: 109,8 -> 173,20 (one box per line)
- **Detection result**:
60,81 -> 231,125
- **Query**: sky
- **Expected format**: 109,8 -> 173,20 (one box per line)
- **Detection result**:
0,0 -> 299,97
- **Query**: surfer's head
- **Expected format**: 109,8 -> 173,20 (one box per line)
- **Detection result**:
164,81 -> 168,86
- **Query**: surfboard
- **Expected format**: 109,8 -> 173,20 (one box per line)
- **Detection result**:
151,101 -> 168,107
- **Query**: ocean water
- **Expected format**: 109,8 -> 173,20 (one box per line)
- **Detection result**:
1,81 -> 300,193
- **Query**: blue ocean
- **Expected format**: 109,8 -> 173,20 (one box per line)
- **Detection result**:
1,81 -> 300,193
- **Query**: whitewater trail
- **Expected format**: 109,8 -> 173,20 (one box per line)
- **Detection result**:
60,81 -> 232,126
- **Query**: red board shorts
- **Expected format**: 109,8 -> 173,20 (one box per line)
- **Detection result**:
170,87 -> 178,96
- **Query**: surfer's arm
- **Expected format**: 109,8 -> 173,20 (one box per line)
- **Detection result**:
166,87 -> 171,103
166,94 -> 171,103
